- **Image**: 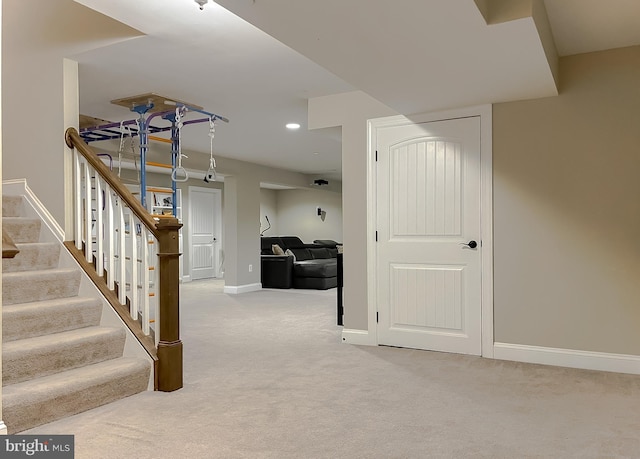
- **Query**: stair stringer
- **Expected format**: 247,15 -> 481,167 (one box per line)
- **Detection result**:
2,179 -> 155,391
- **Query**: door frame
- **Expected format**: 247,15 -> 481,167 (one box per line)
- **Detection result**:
367,105 -> 494,358
188,186 -> 223,280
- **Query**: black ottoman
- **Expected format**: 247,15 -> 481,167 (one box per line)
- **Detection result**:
292,259 -> 338,289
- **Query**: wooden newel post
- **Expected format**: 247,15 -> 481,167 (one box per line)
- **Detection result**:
156,217 -> 183,391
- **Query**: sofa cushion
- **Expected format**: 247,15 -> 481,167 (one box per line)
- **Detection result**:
310,247 -> 332,259
279,236 -> 306,248
313,239 -> 339,248
290,248 -> 313,261
293,259 -> 337,278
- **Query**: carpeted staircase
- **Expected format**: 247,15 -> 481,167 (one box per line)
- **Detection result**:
2,194 -> 151,434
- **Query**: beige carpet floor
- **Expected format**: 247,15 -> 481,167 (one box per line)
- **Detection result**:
23,279 -> 640,458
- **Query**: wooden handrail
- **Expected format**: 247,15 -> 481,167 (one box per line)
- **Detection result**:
65,127 -> 183,392
65,127 -> 159,238
2,228 -> 19,258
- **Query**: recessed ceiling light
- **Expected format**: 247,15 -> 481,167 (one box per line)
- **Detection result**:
286,123 -> 301,130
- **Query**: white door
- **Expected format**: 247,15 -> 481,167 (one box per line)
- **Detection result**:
190,187 -> 221,280
375,116 -> 482,355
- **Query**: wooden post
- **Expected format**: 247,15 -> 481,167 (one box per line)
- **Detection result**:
156,217 -> 183,391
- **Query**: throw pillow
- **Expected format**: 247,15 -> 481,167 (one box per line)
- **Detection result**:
285,248 -> 296,261
272,244 -> 285,255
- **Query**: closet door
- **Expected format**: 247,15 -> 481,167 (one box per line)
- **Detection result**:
190,187 -> 221,280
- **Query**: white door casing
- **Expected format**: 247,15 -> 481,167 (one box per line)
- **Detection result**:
189,187 -> 222,280
367,106 -> 493,357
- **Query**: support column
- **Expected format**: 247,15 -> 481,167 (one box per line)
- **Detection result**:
223,175 -> 261,293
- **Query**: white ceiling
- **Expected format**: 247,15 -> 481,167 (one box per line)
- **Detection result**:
72,0 -> 640,182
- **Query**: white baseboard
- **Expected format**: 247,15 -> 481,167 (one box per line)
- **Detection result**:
341,328 -> 376,346
0,421 -> 7,435
181,275 -> 192,283
493,342 -> 640,375
223,283 -> 262,294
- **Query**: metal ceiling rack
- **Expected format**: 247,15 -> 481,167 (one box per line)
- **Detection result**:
79,93 -> 228,215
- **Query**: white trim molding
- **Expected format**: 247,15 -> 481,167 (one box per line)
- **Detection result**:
3,179 -> 65,242
223,283 -> 262,294
0,421 -> 7,435
341,329 -> 376,346
494,343 -> 640,375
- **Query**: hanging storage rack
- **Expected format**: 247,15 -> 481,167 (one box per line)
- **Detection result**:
79,93 -> 228,215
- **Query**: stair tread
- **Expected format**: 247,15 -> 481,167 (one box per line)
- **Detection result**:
3,267 -> 78,277
2,268 -> 81,305
3,357 -> 151,433
13,242 -> 57,247
2,217 -> 39,222
2,296 -> 101,312
3,326 -> 127,386
3,358 -> 149,397
3,296 -> 103,343
3,326 -> 124,355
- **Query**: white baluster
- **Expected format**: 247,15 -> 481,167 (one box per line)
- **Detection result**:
141,226 -> 150,335
106,185 -> 115,290
74,153 -> 83,250
95,177 -> 104,277
84,162 -> 93,263
130,213 -> 138,321
117,201 -> 127,305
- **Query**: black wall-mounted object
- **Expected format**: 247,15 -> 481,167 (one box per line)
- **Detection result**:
314,179 -> 329,186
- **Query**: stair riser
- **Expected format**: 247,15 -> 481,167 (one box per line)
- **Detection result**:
2,195 -> 25,217
2,270 -> 80,305
3,328 -> 126,385
2,299 -> 103,342
3,360 -> 150,434
3,218 -> 41,243
2,243 -> 60,272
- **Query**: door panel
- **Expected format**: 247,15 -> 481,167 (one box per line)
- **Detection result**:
376,116 -> 481,355
391,264 -> 463,331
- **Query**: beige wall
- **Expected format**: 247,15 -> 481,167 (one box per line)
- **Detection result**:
275,188 -> 342,243
259,188 -> 278,236
493,45 -> 640,354
1,0 -> 141,228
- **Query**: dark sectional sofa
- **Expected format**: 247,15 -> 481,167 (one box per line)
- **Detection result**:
260,236 -> 339,290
